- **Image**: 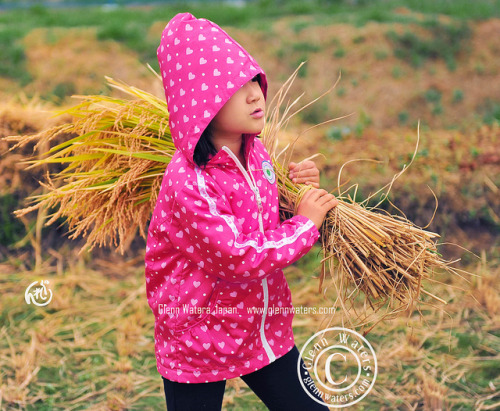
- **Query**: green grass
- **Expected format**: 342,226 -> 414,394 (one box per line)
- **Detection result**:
481,100 -> 500,125
387,18 -> 471,70
398,110 -> 410,125
0,25 -> 31,83
291,41 -> 321,53
452,88 -> 464,104
334,47 -> 346,58
0,0 -> 499,82
0,193 -> 27,246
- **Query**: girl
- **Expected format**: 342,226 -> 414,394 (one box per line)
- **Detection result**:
145,12 -> 338,410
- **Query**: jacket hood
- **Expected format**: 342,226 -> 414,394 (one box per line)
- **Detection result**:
157,13 -> 268,164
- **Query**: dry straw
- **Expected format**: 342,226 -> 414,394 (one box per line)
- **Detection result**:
6,66 -> 460,324
6,76 -> 173,252
264,65 -> 462,327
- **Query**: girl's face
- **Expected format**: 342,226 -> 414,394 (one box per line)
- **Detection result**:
211,76 -> 265,141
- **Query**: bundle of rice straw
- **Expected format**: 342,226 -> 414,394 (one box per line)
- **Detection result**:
6,66 -> 458,324
6,76 -> 174,252
262,66 -> 459,327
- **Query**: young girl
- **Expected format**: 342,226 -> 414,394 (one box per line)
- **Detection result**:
145,12 -> 338,410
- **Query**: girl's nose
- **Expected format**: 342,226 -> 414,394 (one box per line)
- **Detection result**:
247,82 -> 262,103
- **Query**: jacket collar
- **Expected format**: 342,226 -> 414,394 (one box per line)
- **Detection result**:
204,134 -> 257,169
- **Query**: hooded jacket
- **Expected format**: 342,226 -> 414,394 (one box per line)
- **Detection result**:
145,12 -> 320,383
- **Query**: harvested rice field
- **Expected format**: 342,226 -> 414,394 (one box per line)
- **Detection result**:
1,1 -> 499,410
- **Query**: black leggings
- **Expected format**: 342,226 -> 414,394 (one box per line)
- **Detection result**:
162,345 -> 329,410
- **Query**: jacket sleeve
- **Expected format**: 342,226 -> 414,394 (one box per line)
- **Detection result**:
167,180 -> 320,283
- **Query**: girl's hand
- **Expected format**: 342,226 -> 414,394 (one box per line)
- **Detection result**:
296,189 -> 338,230
288,160 -> 320,188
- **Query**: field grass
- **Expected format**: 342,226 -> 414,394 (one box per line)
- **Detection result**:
1,113 -> 499,408
1,243 -> 498,410
1,0 -> 500,130
1,0 -> 500,84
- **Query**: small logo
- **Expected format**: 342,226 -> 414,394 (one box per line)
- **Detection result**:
262,160 -> 276,184
298,327 -> 377,408
25,280 -> 53,307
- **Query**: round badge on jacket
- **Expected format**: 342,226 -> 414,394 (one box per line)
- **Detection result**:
262,160 -> 276,184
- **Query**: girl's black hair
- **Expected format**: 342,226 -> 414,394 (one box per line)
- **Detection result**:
193,122 -> 218,168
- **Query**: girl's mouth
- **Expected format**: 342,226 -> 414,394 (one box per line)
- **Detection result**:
250,108 -> 264,119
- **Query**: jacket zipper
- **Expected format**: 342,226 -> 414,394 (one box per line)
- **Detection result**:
221,146 -> 276,363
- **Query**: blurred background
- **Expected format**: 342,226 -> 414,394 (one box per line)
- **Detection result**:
1,1 -> 499,409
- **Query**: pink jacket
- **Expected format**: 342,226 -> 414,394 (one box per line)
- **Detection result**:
145,13 -> 320,383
